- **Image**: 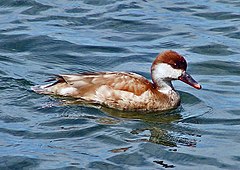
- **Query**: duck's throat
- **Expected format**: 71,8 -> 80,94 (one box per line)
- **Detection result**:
155,79 -> 180,108
155,79 -> 175,94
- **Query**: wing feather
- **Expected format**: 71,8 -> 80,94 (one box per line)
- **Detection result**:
58,72 -> 154,96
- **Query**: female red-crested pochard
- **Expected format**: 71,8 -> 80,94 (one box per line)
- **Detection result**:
32,50 -> 201,111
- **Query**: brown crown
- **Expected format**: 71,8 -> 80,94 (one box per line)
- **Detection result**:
152,50 -> 187,71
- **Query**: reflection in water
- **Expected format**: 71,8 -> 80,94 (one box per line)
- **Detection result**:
102,106 -> 198,148
101,106 -> 182,123
128,126 -> 199,147
128,128 -> 177,147
49,95 -> 202,148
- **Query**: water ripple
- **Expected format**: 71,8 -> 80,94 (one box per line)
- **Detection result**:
194,12 -> 240,20
192,60 -> 240,75
189,44 -> 237,56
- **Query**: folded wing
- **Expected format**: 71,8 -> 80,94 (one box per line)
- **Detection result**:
32,72 -> 154,99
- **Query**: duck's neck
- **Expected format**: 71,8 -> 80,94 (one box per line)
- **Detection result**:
153,78 -> 181,108
153,78 -> 175,94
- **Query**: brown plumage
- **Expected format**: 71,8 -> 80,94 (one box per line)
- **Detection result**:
32,50 -> 201,111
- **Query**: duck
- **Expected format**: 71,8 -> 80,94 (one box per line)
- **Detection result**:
31,50 -> 201,112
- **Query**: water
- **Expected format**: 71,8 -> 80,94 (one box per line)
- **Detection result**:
0,0 -> 239,169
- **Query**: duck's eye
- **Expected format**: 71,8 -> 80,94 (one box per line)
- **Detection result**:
173,63 -> 179,69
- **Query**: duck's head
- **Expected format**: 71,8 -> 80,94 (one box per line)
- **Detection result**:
151,50 -> 201,90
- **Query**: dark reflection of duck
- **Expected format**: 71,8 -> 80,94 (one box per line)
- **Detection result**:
101,106 -> 187,147
100,106 -> 182,123
60,100 -> 198,147
128,126 -> 199,147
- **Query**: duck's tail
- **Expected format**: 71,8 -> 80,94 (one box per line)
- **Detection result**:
31,83 -> 55,94
31,75 -> 66,95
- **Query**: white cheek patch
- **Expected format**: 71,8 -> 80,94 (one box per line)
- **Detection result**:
153,63 -> 182,80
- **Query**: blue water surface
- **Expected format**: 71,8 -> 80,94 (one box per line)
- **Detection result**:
0,0 -> 240,169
